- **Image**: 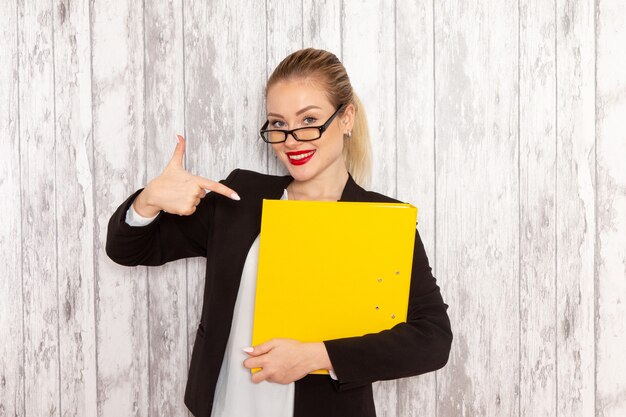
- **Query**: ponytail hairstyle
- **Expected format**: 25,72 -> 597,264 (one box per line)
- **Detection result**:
265,48 -> 372,188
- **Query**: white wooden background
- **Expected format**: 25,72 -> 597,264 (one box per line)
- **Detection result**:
1,0 -> 624,416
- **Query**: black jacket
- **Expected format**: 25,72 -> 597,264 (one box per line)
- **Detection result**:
106,168 -> 452,417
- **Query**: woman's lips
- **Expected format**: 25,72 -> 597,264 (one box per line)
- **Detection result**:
286,150 -> 316,165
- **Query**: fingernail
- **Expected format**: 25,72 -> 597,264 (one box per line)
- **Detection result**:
230,192 -> 241,201
242,347 -> 254,353
176,134 -> 182,143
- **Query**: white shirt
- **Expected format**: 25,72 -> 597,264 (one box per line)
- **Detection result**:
125,189 -> 336,417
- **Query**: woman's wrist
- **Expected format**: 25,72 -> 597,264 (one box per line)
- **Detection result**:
133,188 -> 161,218
308,342 -> 333,372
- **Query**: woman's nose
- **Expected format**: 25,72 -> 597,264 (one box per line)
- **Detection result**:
284,131 -> 300,147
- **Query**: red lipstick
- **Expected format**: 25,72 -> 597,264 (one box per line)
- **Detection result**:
286,150 -> 316,166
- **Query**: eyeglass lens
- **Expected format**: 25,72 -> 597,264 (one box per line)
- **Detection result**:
265,127 -> 320,143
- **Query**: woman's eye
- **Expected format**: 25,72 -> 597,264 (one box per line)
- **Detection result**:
271,121 -> 284,128
304,117 -> 317,124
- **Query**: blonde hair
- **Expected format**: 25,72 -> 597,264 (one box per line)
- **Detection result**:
265,48 -> 372,188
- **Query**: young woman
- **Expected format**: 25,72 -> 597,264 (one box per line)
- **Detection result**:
106,48 -> 452,417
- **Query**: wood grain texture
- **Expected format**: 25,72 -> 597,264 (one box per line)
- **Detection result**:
395,1 -> 437,416
556,1 -> 597,416
144,1 -> 187,416
342,1 -> 398,415
342,0 -> 396,197
595,0 -> 626,415
3,1 -> 626,416
52,0 -> 98,416
519,1 -> 557,416
302,0 -> 342,56
434,1 -> 520,416
91,0 -> 149,415
17,1 -> 61,415
0,0 -> 24,415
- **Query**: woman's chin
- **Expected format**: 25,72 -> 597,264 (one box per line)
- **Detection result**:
287,170 -> 313,182
283,164 -> 316,181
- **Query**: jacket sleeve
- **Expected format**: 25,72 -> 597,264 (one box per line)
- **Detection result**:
322,227 -> 452,391
105,168 -> 240,267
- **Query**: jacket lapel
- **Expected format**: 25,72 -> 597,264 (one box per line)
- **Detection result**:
338,173 -> 368,202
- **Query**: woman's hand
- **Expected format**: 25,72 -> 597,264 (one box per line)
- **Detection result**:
133,135 -> 240,217
242,339 -> 333,384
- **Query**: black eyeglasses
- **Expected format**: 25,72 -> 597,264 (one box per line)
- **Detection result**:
259,103 -> 346,143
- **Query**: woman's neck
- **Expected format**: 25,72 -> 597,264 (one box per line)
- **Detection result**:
287,169 -> 349,201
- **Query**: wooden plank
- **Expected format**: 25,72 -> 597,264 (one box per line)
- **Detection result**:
595,0 -> 626,415
0,0 -> 24,415
52,0 -> 98,416
265,0 -> 303,176
182,3 -> 267,411
91,0 -> 149,415
17,1 -> 61,415
434,1 -> 519,416
518,1 -> 557,416
302,0 -> 341,55
555,0 -> 596,416
143,1 -> 187,416
395,1 -> 437,416
342,0 -> 396,195
342,2 -> 397,415
183,0 -> 267,181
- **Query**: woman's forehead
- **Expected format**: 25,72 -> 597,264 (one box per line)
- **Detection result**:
266,79 -> 332,113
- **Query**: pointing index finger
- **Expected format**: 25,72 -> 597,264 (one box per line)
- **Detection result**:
195,176 -> 240,201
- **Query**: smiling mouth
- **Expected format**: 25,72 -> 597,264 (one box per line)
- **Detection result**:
288,150 -> 316,160
286,150 -> 316,166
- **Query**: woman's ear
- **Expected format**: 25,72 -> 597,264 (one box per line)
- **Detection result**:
341,103 -> 356,133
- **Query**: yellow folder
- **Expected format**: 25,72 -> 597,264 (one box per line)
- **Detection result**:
251,199 -> 418,375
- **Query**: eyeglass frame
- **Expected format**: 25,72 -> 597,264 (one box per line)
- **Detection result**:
259,103 -> 346,144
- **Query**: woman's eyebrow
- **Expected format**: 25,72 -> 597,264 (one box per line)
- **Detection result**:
267,105 -> 321,118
